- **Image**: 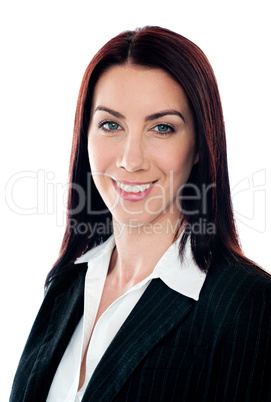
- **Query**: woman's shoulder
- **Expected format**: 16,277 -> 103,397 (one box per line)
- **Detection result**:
208,254 -> 271,286
200,257 -> 271,313
45,261 -> 88,297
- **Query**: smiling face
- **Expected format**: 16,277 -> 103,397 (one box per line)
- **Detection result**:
88,64 -> 198,231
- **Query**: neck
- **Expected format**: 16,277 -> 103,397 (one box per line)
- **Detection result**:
108,214 -> 183,288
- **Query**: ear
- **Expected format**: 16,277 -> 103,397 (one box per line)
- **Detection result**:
193,152 -> 199,165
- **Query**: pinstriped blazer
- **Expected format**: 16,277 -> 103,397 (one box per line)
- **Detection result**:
10,258 -> 271,402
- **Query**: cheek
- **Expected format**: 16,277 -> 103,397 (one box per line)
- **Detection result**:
161,146 -> 196,182
88,140 -> 118,203
88,140 -> 111,172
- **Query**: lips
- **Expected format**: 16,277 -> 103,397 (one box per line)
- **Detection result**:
115,181 -> 153,193
112,179 -> 156,201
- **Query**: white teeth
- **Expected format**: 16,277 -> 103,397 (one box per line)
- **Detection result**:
116,181 -> 152,193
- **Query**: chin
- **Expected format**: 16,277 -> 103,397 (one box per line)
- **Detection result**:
112,212 -> 157,229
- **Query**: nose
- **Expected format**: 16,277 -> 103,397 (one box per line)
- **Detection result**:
116,135 -> 150,172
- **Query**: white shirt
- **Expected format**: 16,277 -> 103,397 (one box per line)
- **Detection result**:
47,235 -> 206,402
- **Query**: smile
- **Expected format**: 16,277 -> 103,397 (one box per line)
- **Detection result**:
112,179 -> 156,202
115,181 -> 153,193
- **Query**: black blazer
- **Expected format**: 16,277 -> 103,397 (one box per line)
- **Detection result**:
10,258 -> 271,402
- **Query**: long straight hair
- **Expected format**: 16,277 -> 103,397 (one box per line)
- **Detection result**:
46,26 -> 260,286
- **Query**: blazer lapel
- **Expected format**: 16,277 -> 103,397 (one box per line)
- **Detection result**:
83,278 -> 193,401
21,263 -> 87,401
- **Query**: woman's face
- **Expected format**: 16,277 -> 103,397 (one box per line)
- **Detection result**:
88,64 -> 198,230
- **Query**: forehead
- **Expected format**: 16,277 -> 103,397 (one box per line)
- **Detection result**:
91,64 -> 190,112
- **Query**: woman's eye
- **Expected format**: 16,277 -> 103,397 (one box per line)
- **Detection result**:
153,124 -> 175,135
101,121 -> 121,131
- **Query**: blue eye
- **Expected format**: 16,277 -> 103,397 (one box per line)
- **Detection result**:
102,121 -> 120,131
157,124 -> 169,132
153,124 -> 174,134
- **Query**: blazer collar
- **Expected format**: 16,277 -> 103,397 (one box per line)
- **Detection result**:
82,278 -> 193,401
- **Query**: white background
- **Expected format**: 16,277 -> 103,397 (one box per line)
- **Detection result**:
1,0 -> 270,399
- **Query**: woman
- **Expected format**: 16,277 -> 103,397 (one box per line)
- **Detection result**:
10,26 -> 271,401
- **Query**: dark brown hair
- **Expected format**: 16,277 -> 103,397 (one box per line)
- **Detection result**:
46,26 -> 260,286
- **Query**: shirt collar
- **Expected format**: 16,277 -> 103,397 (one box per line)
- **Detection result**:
75,234 -> 206,301
150,236 -> 206,300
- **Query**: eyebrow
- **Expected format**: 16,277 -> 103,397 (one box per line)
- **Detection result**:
94,106 -> 125,119
94,106 -> 185,122
145,110 -> 185,123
